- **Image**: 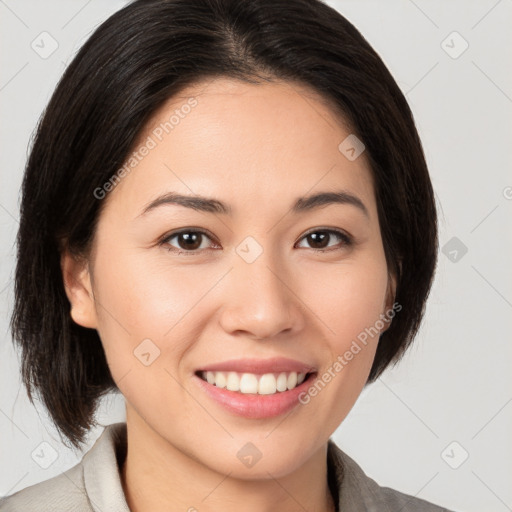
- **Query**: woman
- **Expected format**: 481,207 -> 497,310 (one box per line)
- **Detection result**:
1,0 -> 456,510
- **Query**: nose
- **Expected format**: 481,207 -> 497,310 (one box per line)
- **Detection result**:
218,248 -> 305,340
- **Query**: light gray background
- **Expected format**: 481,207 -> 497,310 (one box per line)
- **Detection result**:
1,1 -> 511,511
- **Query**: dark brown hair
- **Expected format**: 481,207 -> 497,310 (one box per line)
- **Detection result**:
11,0 -> 438,449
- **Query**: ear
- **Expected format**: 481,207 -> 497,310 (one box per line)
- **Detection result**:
61,249 -> 98,329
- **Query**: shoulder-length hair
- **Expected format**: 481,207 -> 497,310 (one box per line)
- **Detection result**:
11,0 -> 437,448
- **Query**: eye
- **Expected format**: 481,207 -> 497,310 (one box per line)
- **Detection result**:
295,228 -> 352,252
160,229 -> 218,255
160,227 -> 352,256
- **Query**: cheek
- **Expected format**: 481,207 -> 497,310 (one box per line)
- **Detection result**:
89,248 -> 210,415
92,246 -> 205,331
295,251 -> 388,418
89,247 -> 206,379
302,254 -> 389,351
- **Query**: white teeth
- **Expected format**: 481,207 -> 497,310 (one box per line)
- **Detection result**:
200,370 -> 309,395
226,372 -> 240,391
215,371 -> 227,388
287,372 -> 298,389
239,373 -> 259,394
258,374 -> 277,395
276,372 -> 288,392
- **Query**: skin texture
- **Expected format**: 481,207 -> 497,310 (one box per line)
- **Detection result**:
62,77 -> 396,512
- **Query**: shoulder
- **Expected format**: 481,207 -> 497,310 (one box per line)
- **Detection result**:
0,461 -> 91,512
0,422 -> 128,512
327,440 -> 456,511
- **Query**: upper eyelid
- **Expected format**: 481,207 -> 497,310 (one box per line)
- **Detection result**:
300,227 -> 350,239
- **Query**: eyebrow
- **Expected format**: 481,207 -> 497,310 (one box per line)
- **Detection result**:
138,190 -> 369,218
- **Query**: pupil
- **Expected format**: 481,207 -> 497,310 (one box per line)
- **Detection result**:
309,232 -> 328,249
180,232 -> 201,250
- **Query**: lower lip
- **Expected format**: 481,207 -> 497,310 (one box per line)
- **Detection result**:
193,373 -> 316,419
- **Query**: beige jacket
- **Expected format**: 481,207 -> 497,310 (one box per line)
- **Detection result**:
0,422 -> 455,511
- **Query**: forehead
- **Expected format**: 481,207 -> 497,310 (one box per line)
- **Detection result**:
103,77 -> 376,220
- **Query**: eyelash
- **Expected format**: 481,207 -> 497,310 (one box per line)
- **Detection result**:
159,227 -> 353,256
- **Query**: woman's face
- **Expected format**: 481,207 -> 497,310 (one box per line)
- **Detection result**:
67,77 -> 395,478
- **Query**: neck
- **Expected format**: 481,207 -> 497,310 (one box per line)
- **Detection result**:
120,413 -> 336,512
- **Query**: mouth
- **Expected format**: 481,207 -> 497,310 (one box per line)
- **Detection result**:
195,370 -> 317,395
192,357 -> 318,418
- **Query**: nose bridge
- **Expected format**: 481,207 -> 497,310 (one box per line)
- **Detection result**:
219,237 -> 302,338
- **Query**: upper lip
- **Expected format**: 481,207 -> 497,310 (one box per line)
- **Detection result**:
196,357 -> 316,375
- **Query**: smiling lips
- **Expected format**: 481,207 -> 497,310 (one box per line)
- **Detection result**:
194,357 -> 317,418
